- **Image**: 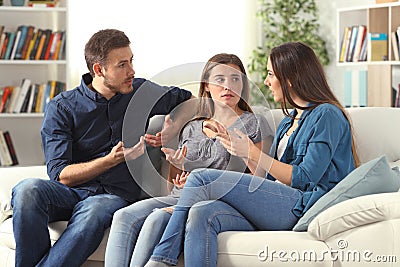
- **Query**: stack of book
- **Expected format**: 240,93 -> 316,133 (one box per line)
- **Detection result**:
339,25 -> 368,62
0,130 -> 18,166
0,79 -> 66,113
0,25 -> 66,60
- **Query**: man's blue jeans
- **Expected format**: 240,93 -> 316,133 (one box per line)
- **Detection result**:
105,196 -> 178,267
11,178 -> 129,267
149,168 -> 302,267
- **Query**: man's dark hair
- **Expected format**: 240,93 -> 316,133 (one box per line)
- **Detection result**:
84,29 -> 131,77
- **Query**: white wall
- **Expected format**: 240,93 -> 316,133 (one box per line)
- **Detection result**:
67,0 -> 376,103
67,0 -> 259,88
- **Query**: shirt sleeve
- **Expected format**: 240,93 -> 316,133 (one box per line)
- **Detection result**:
290,108 -> 348,190
41,100 -> 73,181
137,80 -> 192,117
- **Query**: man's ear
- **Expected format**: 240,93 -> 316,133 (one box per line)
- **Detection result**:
93,63 -> 103,77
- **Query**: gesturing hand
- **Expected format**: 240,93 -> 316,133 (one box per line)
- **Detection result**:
216,128 -> 255,159
173,171 -> 189,189
144,114 -> 175,147
123,136 -> 145,161
203,119 -> 228,137
161,145 -> 187,169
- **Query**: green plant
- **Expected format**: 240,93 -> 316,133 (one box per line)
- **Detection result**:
248,0 -> 329,107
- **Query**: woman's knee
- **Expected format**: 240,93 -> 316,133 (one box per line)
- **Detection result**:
143,208 -> 171,229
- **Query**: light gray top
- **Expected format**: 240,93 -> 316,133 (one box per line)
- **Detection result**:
170,111 -> 272,197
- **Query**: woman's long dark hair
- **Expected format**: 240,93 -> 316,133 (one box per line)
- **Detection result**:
269,42 -> 360,167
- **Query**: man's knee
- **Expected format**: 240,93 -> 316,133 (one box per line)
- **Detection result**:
12,178 -> 48,207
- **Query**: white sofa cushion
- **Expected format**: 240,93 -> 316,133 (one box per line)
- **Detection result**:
307,192 -> 400,240
0,166 -> 48,223
293,155 -> 400,231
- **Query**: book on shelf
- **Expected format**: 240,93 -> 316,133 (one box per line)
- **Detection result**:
391,31 -> 399,61
392,66 -> 400,108
339,26 -> 351,62
368,32 -> 388,61
346,25 -> 359,62
0,87 -> 12,113
3,131 -> 18,166
344,70 -> 368,107
28,0 -> 59,7
13,78 -> 31,113
352,25 -> 367,62
0,130 -> 13,167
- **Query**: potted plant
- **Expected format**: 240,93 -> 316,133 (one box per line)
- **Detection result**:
248,0 -> 329,107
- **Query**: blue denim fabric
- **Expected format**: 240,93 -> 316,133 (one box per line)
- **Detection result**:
104,196 -> 178,267
11,178 -> 129,267
185,200 -> 256,267
268,103 -> 355,216
150,169 -> 302,266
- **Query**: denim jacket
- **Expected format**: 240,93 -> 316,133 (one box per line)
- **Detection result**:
267,103 -> 355,217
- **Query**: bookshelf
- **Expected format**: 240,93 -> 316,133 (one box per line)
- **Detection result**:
0,0 -> 67,166
337,1 -> 400,107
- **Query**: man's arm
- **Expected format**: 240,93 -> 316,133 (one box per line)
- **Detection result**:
59,139 -> 144,187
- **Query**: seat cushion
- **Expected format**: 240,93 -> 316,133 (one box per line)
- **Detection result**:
0,218 -> 109,262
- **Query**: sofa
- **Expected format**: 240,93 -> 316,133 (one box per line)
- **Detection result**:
1,107 -> 400,267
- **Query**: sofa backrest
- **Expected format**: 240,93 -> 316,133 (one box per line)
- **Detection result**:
257,107 -> 400,168
346,107 -> 400,168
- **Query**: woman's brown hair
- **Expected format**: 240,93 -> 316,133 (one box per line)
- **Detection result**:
269,42 -> 360,167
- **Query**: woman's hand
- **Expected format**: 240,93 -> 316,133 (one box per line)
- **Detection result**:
161,145 -> 187,169
173,171 -> 190,189
217,128 -> 257,160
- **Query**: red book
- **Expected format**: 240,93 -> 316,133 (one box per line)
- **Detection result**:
0,86 -> 12,113
3,131 -> 18,165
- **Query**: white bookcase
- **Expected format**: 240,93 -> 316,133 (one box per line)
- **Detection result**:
0,0 -> 67,166
337,1 -> 400,107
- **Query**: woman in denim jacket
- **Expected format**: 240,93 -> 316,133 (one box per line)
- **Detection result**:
145,42 -> 360,267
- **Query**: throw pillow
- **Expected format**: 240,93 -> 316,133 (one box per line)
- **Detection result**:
307,192 -> 400,240
292,155 -> 400,231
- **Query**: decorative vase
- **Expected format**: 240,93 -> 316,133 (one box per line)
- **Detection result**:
11,0 -> 25,6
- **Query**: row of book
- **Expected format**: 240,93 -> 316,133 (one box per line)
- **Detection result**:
344,70 -> 367,107
339,25 -> 368,62
0,130 -> 18,166
339,25 -> 393,62
0,79 -> 66,113
0,24 -> 66,61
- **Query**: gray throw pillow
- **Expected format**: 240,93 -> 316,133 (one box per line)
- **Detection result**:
293,155 -> 400,231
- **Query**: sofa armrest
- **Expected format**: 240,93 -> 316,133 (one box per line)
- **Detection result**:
307,191 -> 400,241
0,166 -> 48,223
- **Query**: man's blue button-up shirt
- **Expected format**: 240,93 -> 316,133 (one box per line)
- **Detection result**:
41,73 -> 192,202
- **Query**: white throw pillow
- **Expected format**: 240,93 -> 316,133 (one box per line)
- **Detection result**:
307,192 -> 400,240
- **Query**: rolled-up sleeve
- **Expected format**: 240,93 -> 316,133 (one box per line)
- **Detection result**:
41,100 -> 73,181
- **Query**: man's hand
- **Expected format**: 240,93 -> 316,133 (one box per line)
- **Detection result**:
123,136 -> 145,161
161,145 -> 187,169
145,114 -> 175,147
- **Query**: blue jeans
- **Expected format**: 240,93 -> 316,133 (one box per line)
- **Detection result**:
150,169 -> 302,267
11,178 -> 129,267
105,196 -> 178,267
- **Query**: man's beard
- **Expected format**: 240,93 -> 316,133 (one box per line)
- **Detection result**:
103,75 -> 132,94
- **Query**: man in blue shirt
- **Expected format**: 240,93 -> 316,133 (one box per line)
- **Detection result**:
11,29 -> 192,267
